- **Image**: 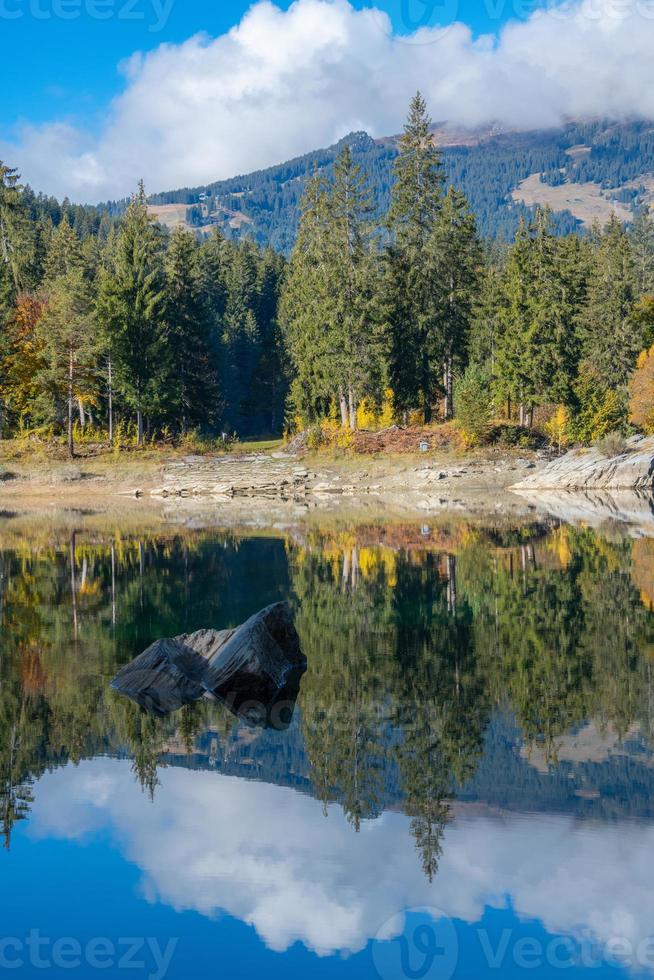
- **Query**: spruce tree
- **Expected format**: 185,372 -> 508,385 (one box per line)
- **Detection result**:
630,208 -> 654,296
221,240 -> 261,434
427,186 -> 480,418
96,184 -> 167,444
165,227 -> 220,433
323,145 -> 381,428
36,268 -> 99,457
579,216 -> 640,389
385,93 -> 445,422
280,173 -> 334,424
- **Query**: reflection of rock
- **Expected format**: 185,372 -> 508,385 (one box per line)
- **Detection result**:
521,720 -> 644,773
512,489 -> 654,536
112,603 -> 306,729
512,436 -> 654,491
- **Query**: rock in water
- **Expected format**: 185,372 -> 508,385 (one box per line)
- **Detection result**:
200,603 -> 307,727
110,637 -> 211,717
111,603 -> 306,728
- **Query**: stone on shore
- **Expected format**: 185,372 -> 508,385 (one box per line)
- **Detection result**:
512,436 -> 654,491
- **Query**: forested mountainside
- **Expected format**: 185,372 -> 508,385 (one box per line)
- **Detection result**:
148,119 -> 654,250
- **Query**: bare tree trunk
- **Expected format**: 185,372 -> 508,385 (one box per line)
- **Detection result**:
443,358 -> 454,420
111,539 -> 116,628
339,391 -> 348,428
67,344 -> 74,459
78,398 -> 85,428
107,356 -> 113,444
348,388 -> 357,431
70,532 -> 78,641
137,410 -> 143,447
446,554 -> 457,614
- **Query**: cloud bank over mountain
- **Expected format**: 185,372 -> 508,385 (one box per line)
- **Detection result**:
3,0 -> 654,202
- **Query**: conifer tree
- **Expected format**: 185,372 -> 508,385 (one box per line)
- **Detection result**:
385,93 -> 445,422
427,186 -> 480,418
165,227 -> 220,432
323,146 -> 381,428
280,173 -> 334,424
43,216 -> 85,282
97,184 -> 166,445
630,208 -> 654,296
579,216 -> 639,389
221,240 -> 261,433
36,268 -> 99,457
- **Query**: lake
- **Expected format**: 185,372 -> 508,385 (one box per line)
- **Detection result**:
2,508 -> 654,979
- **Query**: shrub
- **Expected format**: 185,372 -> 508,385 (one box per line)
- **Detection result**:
595,431 -> 628,458
544,405 -> 572,453
629,345 -> 654,435
454,365 -> 494,446
571,363 -> 628,443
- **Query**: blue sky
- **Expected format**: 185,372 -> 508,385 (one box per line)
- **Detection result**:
0,0 -> 546,129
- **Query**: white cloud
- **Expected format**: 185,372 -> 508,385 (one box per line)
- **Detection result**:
29,758 -> 654,961
3,0 -> 654,202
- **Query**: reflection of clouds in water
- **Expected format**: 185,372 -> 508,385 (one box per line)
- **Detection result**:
30,759 -> 654,957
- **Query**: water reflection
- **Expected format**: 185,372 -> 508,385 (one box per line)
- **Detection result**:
26,758 -> 654,959
2,514 -> 654,974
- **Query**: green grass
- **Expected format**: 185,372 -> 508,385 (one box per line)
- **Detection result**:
231,438 -> 286,454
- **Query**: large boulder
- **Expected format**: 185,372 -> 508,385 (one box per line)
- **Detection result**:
111,603 -> 306,728
512,436 -> 654,491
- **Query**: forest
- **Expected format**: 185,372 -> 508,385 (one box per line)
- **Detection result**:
1,94 -> 654,454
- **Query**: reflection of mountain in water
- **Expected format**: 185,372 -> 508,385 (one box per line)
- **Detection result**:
3,517 -> 654,862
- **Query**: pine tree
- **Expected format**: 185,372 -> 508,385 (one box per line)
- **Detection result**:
0,162 -> 31,298
43,216 -> 85,282
579,216 -> 640,389
165,227 -> 220,433
97,184 -> 167,445
427,186 -> 480,418
253,246 -> 287,434
322,146 -> 381,428
221,240 -> 261,434
280,173 -> 334,424
630,208 -> 654,296
36,268 -> 99,457
385,93 -> 445,421
495,219 -> 534,423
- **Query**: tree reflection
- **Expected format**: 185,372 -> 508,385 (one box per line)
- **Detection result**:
1,518 -> 654,885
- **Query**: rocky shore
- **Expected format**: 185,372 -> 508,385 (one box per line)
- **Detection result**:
513,436 -> 654,492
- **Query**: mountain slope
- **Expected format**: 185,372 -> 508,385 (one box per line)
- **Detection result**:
147,120 -> 654,250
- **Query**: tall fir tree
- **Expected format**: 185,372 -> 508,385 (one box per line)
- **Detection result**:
280,173 -> 335,424
385,93 -> 446,421
164,227 -> 221,432
36,268 -> 100,457
427,186 -> 480,418
630,208 -> 654,297
579,215 -> 640,389
97,184 -> 167,444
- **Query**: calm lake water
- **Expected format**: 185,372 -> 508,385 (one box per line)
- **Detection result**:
2,510 -> 654,979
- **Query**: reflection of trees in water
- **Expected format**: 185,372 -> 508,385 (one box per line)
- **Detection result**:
2,522 -> 654,880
